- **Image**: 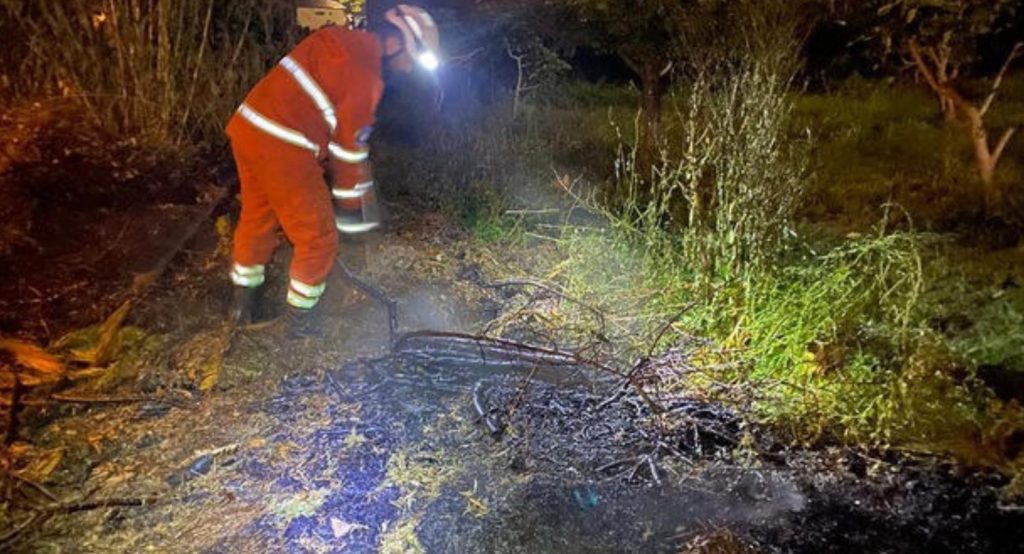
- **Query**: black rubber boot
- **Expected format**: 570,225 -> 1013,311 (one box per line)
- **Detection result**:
285,305 -> 324,339
229,286 -> 260,326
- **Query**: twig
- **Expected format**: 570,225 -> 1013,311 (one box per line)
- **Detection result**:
0,495 -> 163,548
646,303 -> 696,357
484,278 -> 607,333
646,455 -> 663,486
395,331 -> 621,377
629,459 -> 646,482
472,381 -> 503,437
596,457 -> 637,474
4,378 -> 22,446
597,356 -> 667,417
656,440 -> 694,467
504,209 -> 562,216
191,443 -> 240,459
594,383 -> 629,412
0,512 -> 45,547
48,496 -> 161,514
504,364 -> 540,424
6,471 -> 60,503
48,393 -> 153,404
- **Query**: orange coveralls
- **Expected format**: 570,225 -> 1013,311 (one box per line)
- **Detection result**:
226,27 -> 383,309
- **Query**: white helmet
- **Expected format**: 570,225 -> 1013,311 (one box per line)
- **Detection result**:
384,4 -> 441,71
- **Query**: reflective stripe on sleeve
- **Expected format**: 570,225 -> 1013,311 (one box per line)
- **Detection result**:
237,104 -> 320,155
328,142 -> 369,164
279,56 -> 338,133
332,181 -> 374,200
231,263 -> 266,288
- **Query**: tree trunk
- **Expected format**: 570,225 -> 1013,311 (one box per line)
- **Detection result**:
906,40 -> 1020,215
506,40 -> 526,120
964,106 -> 1016,210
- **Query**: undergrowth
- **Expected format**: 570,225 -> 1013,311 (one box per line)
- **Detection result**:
441,72 -> 1024,473
552,207 -> 1024,470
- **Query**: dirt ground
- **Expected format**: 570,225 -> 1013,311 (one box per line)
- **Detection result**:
2,117 -> 1024,553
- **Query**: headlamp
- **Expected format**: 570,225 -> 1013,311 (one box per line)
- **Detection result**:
417,51 -> 440,71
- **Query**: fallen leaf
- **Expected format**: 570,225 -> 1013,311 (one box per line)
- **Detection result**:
7,442 -> 32,458
272,489 -> 329,520
17,447 -> 64,483
198,357 -> 221,392
16,371 -> 63,387
91,300 -> 133,365
87,430 -> 114,454
215,215 -> 231,239
331,518 -> 369,539
0,338 -> 64,374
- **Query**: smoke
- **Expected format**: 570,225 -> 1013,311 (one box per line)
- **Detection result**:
397,286 -> 470,332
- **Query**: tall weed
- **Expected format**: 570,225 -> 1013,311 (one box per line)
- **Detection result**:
1,0 -> 296,146
603,59 -> 806,283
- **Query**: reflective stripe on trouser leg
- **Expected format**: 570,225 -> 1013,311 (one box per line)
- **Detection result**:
231,263 -> 266,288
287,278 -> 326,309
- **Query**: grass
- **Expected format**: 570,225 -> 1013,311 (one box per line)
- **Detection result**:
376,447 -> 462,554
792,76 -> 1024,229
548,209 -> 1024,466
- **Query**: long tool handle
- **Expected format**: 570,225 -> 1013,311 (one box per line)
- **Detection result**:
335,257 -> 398,346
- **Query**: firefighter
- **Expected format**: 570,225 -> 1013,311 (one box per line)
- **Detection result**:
226,4 -> 440,337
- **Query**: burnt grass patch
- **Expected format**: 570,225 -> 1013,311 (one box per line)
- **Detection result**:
4,272 -> 1023,552
253,334 -> 1024,553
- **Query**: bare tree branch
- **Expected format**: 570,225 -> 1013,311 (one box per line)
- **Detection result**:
992,127 -> 1018,167
981,42 -> 1023,117
907,39 -> 943,95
